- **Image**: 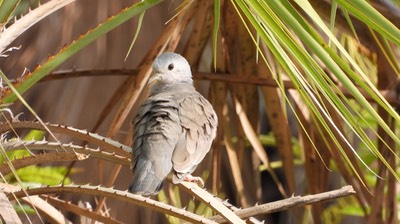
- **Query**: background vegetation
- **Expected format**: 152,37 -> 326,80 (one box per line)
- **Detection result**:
0,0 -> 399,223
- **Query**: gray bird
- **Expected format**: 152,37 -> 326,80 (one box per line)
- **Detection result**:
129,52 -> 218,196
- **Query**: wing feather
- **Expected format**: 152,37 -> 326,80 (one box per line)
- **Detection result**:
172,93 -> 217,183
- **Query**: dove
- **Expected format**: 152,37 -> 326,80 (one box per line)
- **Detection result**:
129,52 -> 218,196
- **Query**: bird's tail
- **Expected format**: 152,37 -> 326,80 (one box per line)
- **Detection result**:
128,160 -> 164,196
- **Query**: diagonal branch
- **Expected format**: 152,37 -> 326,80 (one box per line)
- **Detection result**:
178,181 -> 245,224
209,185 -> 356,223
0,192 -> 22,224
0,0 -> 76,53
43,196 -> 123,224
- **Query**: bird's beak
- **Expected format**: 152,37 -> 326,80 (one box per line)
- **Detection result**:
147,72 -> 161,85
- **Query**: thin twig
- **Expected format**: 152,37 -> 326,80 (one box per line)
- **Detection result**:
208,185 -> 356,223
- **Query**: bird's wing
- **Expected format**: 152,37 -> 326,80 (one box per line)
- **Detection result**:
130,97 -> 182,195
171,93 -> 217,183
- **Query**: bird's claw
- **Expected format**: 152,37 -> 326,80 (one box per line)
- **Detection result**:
184,174 -> 204,188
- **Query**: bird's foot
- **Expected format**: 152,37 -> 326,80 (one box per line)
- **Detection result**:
183,174 -> 204,188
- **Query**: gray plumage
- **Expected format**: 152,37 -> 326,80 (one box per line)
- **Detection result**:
129,52 -> 218,196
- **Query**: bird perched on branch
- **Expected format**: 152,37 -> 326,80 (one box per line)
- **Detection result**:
129,52 -> 218,196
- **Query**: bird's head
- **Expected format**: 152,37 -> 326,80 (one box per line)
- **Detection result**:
148,52 -> 193,85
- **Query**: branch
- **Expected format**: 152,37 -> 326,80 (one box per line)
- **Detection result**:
43,196 -> 123,224
35,69 -> 400,106
209,185 -> 356,223
0,121 -> 131,157
0,140 -> 130,175
178,181 -> 245,224
6,184 -> 216,224
0,0 -> 76,53
0,192 -> 22,224
0,183 -> 69,224
0,151 -> 87,175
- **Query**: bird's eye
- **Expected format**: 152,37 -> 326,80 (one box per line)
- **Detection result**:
168,63 -> 174,71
